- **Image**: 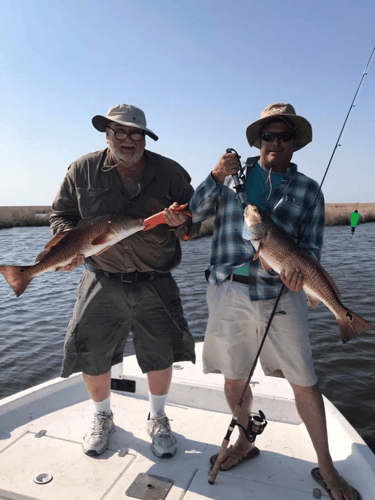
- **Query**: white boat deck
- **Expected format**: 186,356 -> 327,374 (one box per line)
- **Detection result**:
0,343 -> 374,499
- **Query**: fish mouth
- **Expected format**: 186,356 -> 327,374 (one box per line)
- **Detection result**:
245,205 -> 261,226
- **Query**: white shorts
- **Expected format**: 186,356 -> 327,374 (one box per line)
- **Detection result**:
203,281 -> 317,386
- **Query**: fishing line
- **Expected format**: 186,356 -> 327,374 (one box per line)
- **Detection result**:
209,46 -> 375,485
300,45 -> 375,235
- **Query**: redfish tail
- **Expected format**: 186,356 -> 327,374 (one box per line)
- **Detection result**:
338,309 -> 374,344
0,265 -> 33,297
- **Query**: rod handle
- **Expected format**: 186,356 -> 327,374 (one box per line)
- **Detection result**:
208,438 -> 230,484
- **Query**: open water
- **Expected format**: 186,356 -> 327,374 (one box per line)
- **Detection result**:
0,224 -> 374,453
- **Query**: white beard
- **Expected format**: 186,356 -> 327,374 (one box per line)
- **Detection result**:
107,144 -> 144,165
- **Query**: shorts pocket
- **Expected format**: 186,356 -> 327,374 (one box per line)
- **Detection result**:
150,276 -> 188,337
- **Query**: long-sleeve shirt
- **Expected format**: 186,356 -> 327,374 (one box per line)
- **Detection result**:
50,148 -> 195,273
189,156 -> 325,301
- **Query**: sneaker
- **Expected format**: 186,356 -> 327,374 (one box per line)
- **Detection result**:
146,412 -> 177,458
82,411 -> 115,456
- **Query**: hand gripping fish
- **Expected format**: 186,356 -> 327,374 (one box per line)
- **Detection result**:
244,203 -> 374,343
0,208 -> 190,297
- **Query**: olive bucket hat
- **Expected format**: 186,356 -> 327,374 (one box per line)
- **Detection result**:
92,104 -> 158,141
246,103 -> 312,151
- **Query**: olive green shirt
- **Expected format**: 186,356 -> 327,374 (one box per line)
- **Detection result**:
50,148 -> 195,273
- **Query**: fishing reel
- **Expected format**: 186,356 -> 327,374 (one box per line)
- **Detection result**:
237,410 -> 268,443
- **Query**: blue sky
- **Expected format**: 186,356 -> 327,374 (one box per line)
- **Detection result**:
1,0 -> 374,206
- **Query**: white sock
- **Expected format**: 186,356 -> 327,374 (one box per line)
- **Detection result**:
93,395 -> 111,415
149,392 -> 167,419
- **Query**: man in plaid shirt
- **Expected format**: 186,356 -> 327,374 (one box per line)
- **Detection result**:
189,104 -> 360,500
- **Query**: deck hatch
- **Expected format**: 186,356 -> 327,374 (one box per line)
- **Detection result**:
125,473 -> 173,499
0,431 -> 135,499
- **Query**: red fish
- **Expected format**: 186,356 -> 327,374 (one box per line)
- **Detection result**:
0,209 -> 190,297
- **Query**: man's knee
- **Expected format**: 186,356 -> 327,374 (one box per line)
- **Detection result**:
290,381 -> 320,395
224,377 -> 248,391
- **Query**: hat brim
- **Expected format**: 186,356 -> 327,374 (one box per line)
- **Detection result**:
246,114 -> 312,151
92,115 -> 159,141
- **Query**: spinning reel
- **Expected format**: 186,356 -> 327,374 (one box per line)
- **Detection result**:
237,410 -> 268,443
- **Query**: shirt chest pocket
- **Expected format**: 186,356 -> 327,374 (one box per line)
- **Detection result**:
76,187 -> 112,218
272,196 -> 304,235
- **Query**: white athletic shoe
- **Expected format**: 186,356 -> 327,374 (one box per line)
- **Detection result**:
146,411 -> 177,458
82,411 -> 115,456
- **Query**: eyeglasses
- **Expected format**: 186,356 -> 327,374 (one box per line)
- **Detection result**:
260,132 -> 296,143
107,127 -> 145,141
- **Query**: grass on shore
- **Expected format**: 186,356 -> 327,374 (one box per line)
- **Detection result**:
324,203 -> 375,226
0,206 -> 51,229
0,204 -> 374,237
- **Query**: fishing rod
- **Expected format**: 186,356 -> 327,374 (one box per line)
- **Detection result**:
209,46 -> 375,485
299,45 -> 375,235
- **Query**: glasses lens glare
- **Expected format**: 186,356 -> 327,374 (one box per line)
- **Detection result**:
131,133 -> 144,141
261,132 -> 295,142
116,132 -> 144,141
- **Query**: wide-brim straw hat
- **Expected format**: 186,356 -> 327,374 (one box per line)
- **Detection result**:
246,103 -> 312,151
92,104 -> 158,141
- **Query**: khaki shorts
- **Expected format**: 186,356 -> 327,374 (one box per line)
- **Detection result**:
61,270 -> 195,377
203,281 -> 317,386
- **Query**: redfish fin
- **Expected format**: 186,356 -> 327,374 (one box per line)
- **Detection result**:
91,231 -> 114,246
252,244 -> 262,261
305,291 -> 320,308
35,232 -> 69,262
252,245 -> 272,271
338,309 -> 374,344
259,256 -> 271,272
0,265 -> 33,297
45,232 -> 69,248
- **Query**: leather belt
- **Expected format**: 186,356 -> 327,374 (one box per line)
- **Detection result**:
86,263 -> 169,283
205,269 -> 250,285
225,274 -> 249,285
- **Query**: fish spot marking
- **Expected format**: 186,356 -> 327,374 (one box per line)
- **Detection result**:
346,311 -> 353,321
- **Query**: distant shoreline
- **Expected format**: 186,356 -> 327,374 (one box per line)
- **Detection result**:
0,206 -> 51,230
0,204 -> 374,235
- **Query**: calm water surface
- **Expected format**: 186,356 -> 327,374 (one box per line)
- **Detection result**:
0,224 -> 374,452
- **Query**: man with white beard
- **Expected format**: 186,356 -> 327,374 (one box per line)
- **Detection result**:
50,104 -> 196,459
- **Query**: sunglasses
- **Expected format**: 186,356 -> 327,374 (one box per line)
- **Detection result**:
260,132 -> 296,143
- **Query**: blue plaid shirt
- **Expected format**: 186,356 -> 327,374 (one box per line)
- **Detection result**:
189,156 -> 325,301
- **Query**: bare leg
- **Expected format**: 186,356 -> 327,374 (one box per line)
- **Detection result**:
219,378 -> 255,470
147,366 -> 173,395
291,383 -> 357,500
83,372 -> 111,402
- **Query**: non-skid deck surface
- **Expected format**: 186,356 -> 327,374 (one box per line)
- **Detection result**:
0,391 -> 363,500
0,344 -> 372,499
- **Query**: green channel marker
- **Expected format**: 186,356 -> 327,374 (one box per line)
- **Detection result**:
350,210 -> 360,238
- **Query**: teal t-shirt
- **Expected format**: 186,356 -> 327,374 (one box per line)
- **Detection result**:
233,162 -> 284,276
